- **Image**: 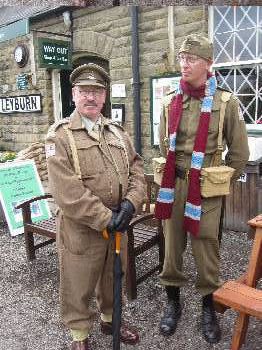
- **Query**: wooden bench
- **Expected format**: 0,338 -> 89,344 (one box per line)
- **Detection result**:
17,174 -> 164,300
213,214 -> 262,350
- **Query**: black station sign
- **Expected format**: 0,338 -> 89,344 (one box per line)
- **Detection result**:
0,94 -> 42,113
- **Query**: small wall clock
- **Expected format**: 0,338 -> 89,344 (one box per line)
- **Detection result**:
14,44 -> 29,68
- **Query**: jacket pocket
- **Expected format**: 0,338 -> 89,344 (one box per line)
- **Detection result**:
75,139 -> 104,175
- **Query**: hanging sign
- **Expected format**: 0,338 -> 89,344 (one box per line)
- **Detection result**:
37,37 -> 72,69
0,94 -> 41,113
0,159 -> 51,236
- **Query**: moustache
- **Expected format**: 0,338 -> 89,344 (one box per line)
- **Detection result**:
84,102 -> 97,107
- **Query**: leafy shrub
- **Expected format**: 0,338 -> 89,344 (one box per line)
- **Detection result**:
0,152 -> 16,163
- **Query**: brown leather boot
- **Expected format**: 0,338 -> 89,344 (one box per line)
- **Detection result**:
100,320 -> 139,345
71,338 -> 89,350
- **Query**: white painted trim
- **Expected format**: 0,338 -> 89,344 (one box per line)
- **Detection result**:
51,70 -> 62,122
213,58 -> 262,68
208,6 -> 214,43
29,32 -> 37,87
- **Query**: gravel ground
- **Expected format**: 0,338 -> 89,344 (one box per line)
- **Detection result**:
0,220 -> 261,350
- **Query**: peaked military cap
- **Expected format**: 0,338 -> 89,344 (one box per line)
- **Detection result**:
179,34 -> 213,60
70,63 -> 110,88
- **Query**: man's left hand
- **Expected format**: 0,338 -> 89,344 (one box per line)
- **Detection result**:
115,199 -> 135,232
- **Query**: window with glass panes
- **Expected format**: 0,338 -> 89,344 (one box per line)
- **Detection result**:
210,5 -> 262,124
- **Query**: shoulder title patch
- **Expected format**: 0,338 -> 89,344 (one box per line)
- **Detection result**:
46,118 -> 70,139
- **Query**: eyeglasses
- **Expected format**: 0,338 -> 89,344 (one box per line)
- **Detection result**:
177,54 -> 200,64
77,88 -> 104,98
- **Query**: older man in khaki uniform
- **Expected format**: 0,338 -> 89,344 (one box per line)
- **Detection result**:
155,35 -> 249,344
45,63 -> 145,350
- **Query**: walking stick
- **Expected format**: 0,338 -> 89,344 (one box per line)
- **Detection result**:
103,184 -> 123,350
112,183 -> 123,350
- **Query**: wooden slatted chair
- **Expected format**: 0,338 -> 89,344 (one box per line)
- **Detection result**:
16,194 -> 56,261
125,174 -> 164,300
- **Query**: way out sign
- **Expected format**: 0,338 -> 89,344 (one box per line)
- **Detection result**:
37,37 -> 72,70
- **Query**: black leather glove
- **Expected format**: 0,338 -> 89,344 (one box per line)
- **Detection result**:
106,211 -> 119,238
115,199 -> 135,232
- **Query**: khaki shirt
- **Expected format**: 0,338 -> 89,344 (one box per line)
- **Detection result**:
45,110 -> 145,232
159,87 -> 250,181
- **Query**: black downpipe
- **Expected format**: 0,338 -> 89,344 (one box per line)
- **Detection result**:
130,6 -> 142,155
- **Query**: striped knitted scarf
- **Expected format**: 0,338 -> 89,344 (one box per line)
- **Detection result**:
154,74 -> 217,236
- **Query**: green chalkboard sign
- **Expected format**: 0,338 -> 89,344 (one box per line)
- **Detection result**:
37,37 -> 72,70
0,159 -> 51,236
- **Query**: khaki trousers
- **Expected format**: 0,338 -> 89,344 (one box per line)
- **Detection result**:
159,176 -> 223,296
56,212 -> 127,331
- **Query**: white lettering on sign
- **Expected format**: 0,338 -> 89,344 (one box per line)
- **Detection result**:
56,47 -> 68,54
237,173 -> 247,183
0,94 -> 41,113
43,45 -> 55,53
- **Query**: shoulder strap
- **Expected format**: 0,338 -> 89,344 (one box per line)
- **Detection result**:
211,91 -> 232,166
218,91 -> 231,150
62,124 -> 82,180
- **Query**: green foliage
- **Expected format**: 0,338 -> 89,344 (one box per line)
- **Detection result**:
0,152 -> 17,163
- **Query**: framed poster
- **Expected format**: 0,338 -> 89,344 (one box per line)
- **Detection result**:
111,104 -> 125,125
150,74 -> 181,146
0,159 -> 51,236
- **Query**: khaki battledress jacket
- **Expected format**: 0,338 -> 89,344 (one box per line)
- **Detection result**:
45,110 -> 145,330
158,87 -> 250,295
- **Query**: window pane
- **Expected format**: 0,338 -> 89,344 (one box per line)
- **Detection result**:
259,65 -> 262,93
238,95 -> 256,124
259,6 -> 262,26
214,6 -> 234,34
259,29 -> 262,58
215,69 -> 234,92
235,67 -> 256,94
257,97 -> 262,124
236,6 -> 257,30
214,32 -> 234,64
235,29 -> 256,61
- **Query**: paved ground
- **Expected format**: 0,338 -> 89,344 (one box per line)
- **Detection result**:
0,220 -> 261,350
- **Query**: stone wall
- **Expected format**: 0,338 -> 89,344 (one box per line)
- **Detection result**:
0,5 -> 208,172
0,33 -> 53,151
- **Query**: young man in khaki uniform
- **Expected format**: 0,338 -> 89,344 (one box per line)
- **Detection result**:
155,35 -> 249,344
45,63 -> 145,350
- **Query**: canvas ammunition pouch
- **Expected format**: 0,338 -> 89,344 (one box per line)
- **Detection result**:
153,91 -> 235,197
200,166 -> 235,197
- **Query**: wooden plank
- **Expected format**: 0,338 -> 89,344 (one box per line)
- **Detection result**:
245,227 -> 262,287
231,313 -> 249,350
213,280 -> 262,318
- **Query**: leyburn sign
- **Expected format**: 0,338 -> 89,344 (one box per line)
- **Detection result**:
0,94 -> 41,114
38,38 -> 72,69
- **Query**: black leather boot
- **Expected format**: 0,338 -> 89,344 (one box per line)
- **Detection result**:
159,286 -> 182,336
201,294 -> 221,344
